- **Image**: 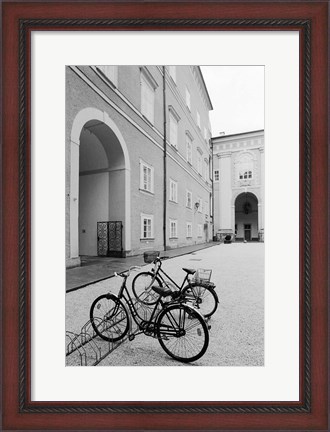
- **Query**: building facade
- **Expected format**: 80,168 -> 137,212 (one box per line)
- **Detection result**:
212,130 -> 264,242
66,66 -> 213,268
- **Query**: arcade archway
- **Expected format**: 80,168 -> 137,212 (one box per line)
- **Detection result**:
234,192 -> 259,241
69,108 -> 131,261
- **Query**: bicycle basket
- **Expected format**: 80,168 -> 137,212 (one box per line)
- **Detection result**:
194,268 -> 212,283
143,251 -> 160,263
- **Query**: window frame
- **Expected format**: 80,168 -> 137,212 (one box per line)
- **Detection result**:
139,159 -> 154,193
169,178 -> 178,203
185,86 -> 191,111
196,110 -> 201,129
140,213 -> 154,240
186,133 -> 193,165
168,106 -> 180,149
214,170 -> 220,181
197,223 -> 203,238
169,219 -> 178,239
186,190 -> 192,209
186,222 -> 192,238
168,65 -> 176,83
140,67 -> 158,124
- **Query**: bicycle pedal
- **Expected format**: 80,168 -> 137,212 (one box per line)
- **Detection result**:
208,325 -> 212,330
128,334 -> 135,341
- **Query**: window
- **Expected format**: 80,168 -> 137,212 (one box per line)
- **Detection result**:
140,68 -> 157,124
196,111 -> 201,129
197,152 -> 203,175
237,153 -> 254,181
186,190 -> 192,209
214,170 -> 219,181
239,170 -> 253,179
169,179 -> 178,203
186,222 -> 192,238
198,224 -> 203,238
185,87 -> 191,110
203,159 -> 209,181
204,201 -> 209,216
186,134 -> 192,164
239,171 -> 252,180
140,160 -> 154,193
169,219 -> 178,238
168,66 -> 176,83
97,66 -> 118,86
168,106 -> 180,148
141,214 -> 153,239
198,198 -> 203,213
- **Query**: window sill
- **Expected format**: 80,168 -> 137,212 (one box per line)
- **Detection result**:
169,200 -> 178,204
140,238 -> 155,242
169,237 -> 178,240
186,206 -> 192,210
186,236 -> 192,239
139,188 -> 154,196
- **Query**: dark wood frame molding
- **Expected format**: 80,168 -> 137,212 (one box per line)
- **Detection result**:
2,1 -> 328,430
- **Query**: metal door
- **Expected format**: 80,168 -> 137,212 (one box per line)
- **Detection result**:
244,224 -> 251,241
97,221 -> 123,257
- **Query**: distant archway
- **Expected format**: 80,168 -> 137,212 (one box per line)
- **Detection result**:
69,108 -> 131,260
234,192 -> 259,241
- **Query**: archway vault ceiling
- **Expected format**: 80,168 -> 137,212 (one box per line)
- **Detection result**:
80,120 -> 125,172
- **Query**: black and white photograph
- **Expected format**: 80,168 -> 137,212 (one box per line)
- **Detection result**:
65,65 -> 264,366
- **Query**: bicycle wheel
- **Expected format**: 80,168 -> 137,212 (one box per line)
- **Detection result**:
181,283 -> 218,318
132,272 -> 162,305
156,304 -> 209,363
90,294 -> 129,342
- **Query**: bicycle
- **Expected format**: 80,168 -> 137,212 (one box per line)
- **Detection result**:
132,251 -> 219,318
90,267 -> 210,363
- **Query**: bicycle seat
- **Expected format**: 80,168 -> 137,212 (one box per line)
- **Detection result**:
182,268 -> 196,275
152,285 -> 173,297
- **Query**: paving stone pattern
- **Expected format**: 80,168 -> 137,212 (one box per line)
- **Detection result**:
66,243 -> 264,366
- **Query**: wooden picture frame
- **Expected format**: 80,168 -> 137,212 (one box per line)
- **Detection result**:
2,1 -> 328,430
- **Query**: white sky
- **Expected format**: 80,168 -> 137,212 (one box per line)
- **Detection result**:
201,66 -> 264,137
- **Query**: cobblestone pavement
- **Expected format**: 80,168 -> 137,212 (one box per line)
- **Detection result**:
66,243 -> 264,367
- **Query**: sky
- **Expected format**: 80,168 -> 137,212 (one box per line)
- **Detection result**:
201,66 -> 264,137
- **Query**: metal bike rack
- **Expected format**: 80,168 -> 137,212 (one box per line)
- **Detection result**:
66,298 -> 157,366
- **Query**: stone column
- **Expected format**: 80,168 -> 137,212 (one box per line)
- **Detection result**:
218,152 -> 233,240
69,140 -> 81,267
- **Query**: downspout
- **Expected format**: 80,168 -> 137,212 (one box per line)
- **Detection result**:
162,66 -> 167,252
210,138 -> 215,241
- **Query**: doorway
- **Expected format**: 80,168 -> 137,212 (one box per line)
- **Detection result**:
234,192 -> 258,241
244,224 -> 251,241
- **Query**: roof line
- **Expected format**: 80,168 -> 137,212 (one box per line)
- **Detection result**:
212,129 -> 264,140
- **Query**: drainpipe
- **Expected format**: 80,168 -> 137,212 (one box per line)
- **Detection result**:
162,66 -> 167,252
210,138 -> 215,241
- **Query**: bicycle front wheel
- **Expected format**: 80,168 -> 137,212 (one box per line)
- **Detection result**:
132,272 -> 162,305
90,294 -> 129,342
181,283 -> 218,318
157,304 -> 209,363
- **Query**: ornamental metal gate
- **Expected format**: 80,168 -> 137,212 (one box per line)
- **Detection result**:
97,221 -> 123,257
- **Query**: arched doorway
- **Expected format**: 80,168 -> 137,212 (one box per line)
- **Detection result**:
234,192 -> 259,241
79,119 -> 127,256
69,108 -> 131,262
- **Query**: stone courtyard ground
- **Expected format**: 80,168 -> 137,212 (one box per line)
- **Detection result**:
66,242 -> 264,367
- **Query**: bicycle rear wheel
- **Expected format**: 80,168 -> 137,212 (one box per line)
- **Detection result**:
90,294 -> 129,342
156,304 -> 209,363
132,272 -> 162,305
181,283 -> 218,318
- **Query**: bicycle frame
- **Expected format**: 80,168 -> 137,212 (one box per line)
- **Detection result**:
150,259 -> 191,291
116,275 -> 179,335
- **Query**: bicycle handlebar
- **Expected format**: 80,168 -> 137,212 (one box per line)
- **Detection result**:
114,266 -> 141,279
